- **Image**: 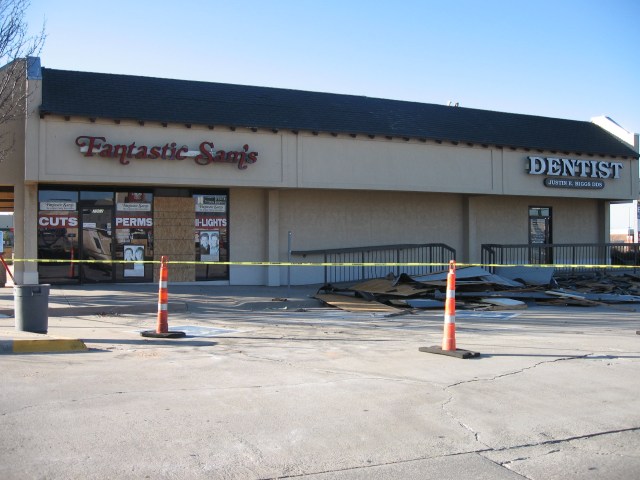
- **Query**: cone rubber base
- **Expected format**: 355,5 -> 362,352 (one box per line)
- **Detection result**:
419,346 -> 480,359
140,330 -> 186,339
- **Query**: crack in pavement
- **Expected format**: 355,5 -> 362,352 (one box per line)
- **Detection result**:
439,352 -> 633,478
492,426 -> 640,452
235,350 -> 640,479
256,427 -> 640,479
439,354 -> 597,452
446,353 -> 595,390
441,393 -> 492,449
481,427 -> 640,478
255,449 -> 509,480
481,454 -> 535,480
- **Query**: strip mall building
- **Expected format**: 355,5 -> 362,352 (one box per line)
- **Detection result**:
1,58 -> 639,286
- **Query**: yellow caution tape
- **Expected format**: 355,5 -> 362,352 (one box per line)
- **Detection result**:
5,258 -> 639,268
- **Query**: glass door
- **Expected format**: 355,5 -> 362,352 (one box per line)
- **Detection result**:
80,206 -> 114,282
529,207 -> 552,264
194,193 -> 229,280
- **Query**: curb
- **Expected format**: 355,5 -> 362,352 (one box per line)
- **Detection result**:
0,301 -> 188,318
0,337 -> 88,354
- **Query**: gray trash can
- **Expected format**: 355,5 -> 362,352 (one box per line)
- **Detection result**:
14,284 -> 50,334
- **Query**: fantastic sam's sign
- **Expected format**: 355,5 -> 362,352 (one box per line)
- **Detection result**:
527,156 -> 623,190
75,136 -> 258,169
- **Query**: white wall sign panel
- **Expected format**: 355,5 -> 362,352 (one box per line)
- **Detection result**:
502,151 -> 637,199
39,121 -> 289,187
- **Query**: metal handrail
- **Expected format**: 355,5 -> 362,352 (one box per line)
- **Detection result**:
291,243 -> 456,284
481,243 -> 640,273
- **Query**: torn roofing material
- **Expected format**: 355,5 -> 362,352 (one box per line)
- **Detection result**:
314,268 -> 640,313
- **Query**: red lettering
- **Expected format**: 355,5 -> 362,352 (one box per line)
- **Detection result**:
214,150 -> 226,162
161,143 -> 171,159
135,146 -> 148,159
195,142 -> 214,165
76,136 -> 257,168
75,136 -> 106,156
176,146 -> 188,160
99,144 -> 113,158
113,145 -> 129,165
168,142 -> 178,160
238,146 -> 249,169
127,142 -> 137,159
149,146 -> 161,159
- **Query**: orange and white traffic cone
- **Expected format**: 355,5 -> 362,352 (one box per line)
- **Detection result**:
156,255 -> 170,333
419,260 -> 479,359
141,256 -> 185,338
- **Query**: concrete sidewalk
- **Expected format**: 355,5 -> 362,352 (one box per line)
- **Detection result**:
0,283 -> 324,353
0,282 -> 323,315
1,285 -> 639,479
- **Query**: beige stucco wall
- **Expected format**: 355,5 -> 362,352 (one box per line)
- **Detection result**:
298,136 -> 498,194
228,188 -> 605,284
469,195 -> 601,257
31,119 -> 638,200
242,189 -> 604,285
228,188 -> 466,285
278,189 -> 463,252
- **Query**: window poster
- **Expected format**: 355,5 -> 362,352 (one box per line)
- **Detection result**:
199,230 -> 220,262
195,195 -> 227,213
124,244 -> 145,277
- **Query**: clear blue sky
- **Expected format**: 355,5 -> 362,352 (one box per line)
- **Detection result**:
26,0 -> 640,133
23,0 -> 640,228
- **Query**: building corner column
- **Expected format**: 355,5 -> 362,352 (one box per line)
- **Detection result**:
462,196 -> 478,264
601,201 -> 612,244
15,183 -> 39,285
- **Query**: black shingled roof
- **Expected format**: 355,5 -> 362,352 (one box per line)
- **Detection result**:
39,68 -> 638,158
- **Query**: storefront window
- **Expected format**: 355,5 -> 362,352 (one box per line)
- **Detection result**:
194,193 -> 229,280
38,187 -> 229,284
80,190 -> 114,205
38,188 -> 154,284
0,229 -> 13,250
37,190 -> 80,284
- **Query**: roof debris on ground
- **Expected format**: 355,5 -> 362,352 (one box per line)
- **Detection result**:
315,267 -> 640,314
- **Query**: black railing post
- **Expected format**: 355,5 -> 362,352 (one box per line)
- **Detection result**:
324,253 -> 328,284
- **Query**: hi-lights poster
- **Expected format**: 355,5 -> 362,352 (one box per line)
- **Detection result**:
199,231 -> 220,262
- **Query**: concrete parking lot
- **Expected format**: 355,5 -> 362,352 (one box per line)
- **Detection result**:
1,284 -> 639,479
